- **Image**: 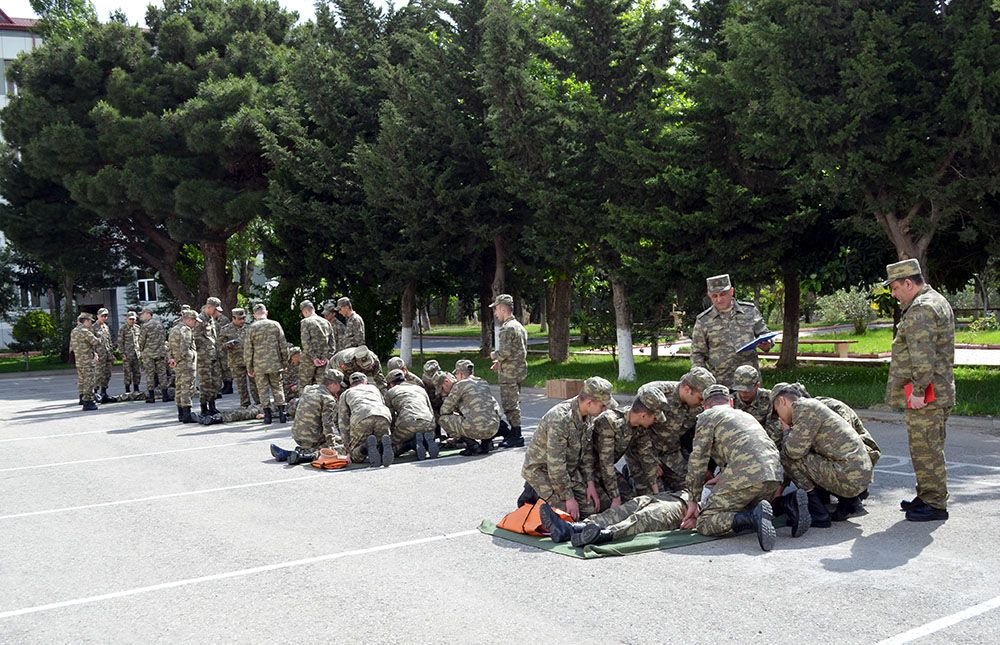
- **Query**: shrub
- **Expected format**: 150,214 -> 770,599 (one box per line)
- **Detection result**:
969,314 -> 999,333
816,287 -> 876,334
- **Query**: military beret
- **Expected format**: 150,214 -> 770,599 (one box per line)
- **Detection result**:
323,367 -> 345,386
288,346 -> 302,356
423,360 -> 440,377
488,293 -> 514,309
681,367 -> 717,393
77,312 -> 94,322
231,308 -> 246,318
732,365 -> 761,392
126,312 -> 137,320
386,357 -> 405,371
703,384 -> 731,400
97,308 -> 109,316
706,274 -> 732,294
387,369 -> 405,385
205,297 -> 222,308
299,300 -> 314,310
580,376 -> 614,406
337,297 -> 352,308
180,310 -> 198,320
454,359 -> 475,374
883,258 -> 922,286
252,303 -> 267,313
349,371 -> 367,384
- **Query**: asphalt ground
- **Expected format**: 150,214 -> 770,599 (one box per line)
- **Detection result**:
1,371 -> 999,644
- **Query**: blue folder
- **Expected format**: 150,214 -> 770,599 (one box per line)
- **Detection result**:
736,332 -> 780,353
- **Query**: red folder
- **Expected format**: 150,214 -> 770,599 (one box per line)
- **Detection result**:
904,383 -> 936,408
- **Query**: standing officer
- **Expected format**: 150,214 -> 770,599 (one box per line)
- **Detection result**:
137,308 -> 171,403
205,297 -> 234,395
194,302 -> 222,417
884,259 -> 955,522
168,309 -> 199,424
117,311 -> 142,393
70,312 -> 100,411
92,308 -> 114,403
489,294 -> 528,448
244,303 -> 290,425
691,274 -> 771,388
337,297 -> 366,349
298,299 -> 333,387
218,308 -> 257,408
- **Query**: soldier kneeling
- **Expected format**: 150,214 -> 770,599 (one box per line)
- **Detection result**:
270,368 -> 348,465
438,360 -> 504,456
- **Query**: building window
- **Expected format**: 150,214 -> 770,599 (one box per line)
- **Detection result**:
18,285 -> 40,308
137,278 -> 157,302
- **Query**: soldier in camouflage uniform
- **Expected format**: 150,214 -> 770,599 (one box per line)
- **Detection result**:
205,297 -> 234,394
194,302 -> 223,417
117,312 -> 142,393
385,369 -> 439,460
592,398 -> 660,507
421,360 -> 445,418
731,366 -> 782,446
337,297 -> 366,349
218,308 -> 257,407
321,302 -> 343,355
283,347 -> 303,402
70,313 -> 100,411
884,259 -> 955,522
167,309 -> 200,424
814,394 -> 880,467
271,369 -> 347,465
520,377 -> 615,520
489,294 -> 528,448
387,356 -> 424,387
110,391 -> 150,403
438,360 -> 503,456
691,274 -> 772,388
541,491 -> 690,548
772,384 -> 873,527
244,303 -> 290,425
92,308 -> 114,402
332,345 -> 386,394
636,368 -> 716,491
299,300 -> 333,387
137,308 -> 170,404
338,372 -> 393,467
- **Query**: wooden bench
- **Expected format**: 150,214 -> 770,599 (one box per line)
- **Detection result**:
774,338 -> 858,358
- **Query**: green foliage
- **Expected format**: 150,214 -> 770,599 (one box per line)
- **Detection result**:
816,286 -> 877,334
969,314 -> 1000,333
29,0 -> 98,41
11,310 -> 57,352
0,246 -> 18,322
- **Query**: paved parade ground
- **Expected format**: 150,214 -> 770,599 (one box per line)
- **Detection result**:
2,370 -> 1000,644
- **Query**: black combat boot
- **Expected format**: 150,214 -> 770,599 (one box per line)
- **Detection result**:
900,496 -> 923,511
366,435 -> 381,468
538,504 -> 586,543
124,383 -> 130,393
161,387 -> 173,402
79,395 -> 84,405
180,406 -> 196,424
145,389 -> 156,404
82,400 -> 99,411
287,447 -> 318,466
263,407 -> 273,425
459,438 -> 482,457
781,489 -> 811,538
199,413 -> 221,426
480,438 -> 493,454
905,504 -> 949,522
177,406 -> 185,422
277,405 -> 288,424
425,432 -> 440,459
731,501 -> 775,552
201,401 -> 209,416
221,380 -> 234,395
270,444 -> 292,462
380,434 -> 394,467
208,398 -> 220,415
415,433 -> 427,461
807,489 -> 832,528
500,425 -> 524,448
572,524 -> 614,548
830,495 -> 864,522
816,488 -> 832,506
99,388 -> 113,404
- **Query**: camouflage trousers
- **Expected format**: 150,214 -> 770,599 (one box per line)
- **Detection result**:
228,361 -> 258,407
292,417 -> 341,452
220,356 -> 232,383
142,356 -> 167,390
391,418 -> 435,452
655,450 -> 689,493
96,350 -> 113,389
255,372 -> 285,409
588,492 -> 687,540
76,360 -> 96,401
287,397 -> 299,418
531,476 -> 610,520
439,413 -> 496,441
906,406 -> 951,510
346,416 -> 391,462
174,362 -> 196,407
112,391 -> 148,403
298,359 -> 323,389
122,354 -> 141,389
697,479 -> 780,537
499,379 -> 522,427
202,405 -> 264,425
783,452 -> 872,499
197,351 -> 222,401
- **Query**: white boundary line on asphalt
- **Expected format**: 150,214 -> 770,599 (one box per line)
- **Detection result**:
0,440 -> 271,472
0,529 -> 480,620
0,429 -> 117,443
876,594 -> 1000,644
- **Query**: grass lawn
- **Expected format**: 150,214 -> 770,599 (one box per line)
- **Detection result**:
801,327 -> 1000,353
418,323 -> 580,339
405,350 -> 1000,417
0,354 -> 75,373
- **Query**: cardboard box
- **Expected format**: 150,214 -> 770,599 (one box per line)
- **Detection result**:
546,379 -> 584,400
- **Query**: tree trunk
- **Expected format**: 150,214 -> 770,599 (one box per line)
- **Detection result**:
611,275 -> 637,381
479,260 -> 495,357
538,288 -> 548,333
400,281 -> 416,367
776,270 -> 801,369
492,235 -> 506,350
547,275 -> 571,363
61,272 -> 75,363
123,222 -> 195,306
974,272 -> 989,317
201,240 -> 234,313
871,197 -> 940,270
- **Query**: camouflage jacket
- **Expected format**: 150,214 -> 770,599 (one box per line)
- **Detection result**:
734,387 -> 782,446
70,325 -> 99,363
440,376 -> 500,429
784,399 -> 869,468
384,382 -> 436,433
343,312 -> 365,349
592,407 -> 658,500
283,356 -> 300,400
167,323 -> 196,366
521,396 -> 594,502
886,285 -> 956,408
816,395 -> 880,464
690,300 -> 769,387
636,381 -> 702,460
92,321 -> 113,357
686,406 -> 782,501
344,352 -> 387,392
292,384 -> 343,450
136,319 -> 166,359
494,317 -> 528,382
117,323 -> 140,358
193,314 -> 219,358
337,383 -> 392,437
300,314 -> 333,360
243,318 -> 289,374
217,321 -> 250,368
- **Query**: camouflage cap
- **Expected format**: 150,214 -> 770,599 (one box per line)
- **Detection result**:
205,297 -> 222,308
387,357 -> 405,371
580,376 -> 614,406
180,304 -> 192,311
703,384 -> 731,400
387,369 -> 405,385
488,293 -> 514,309
349,371 -> 367,385
322,367 -> 345,386
97,308 -> 109,316
681,366 -> 717,393
769,382 -> 803,406
454,359 -> 475,374
77,312 -> 94,322
639,387 -> 669,412
126,312 -> 137,320
288,346 -> 302,356
423,360 -> 441,379
433,371 -> 454,388
252,303 -> 267,313
140,308 -> 153,315
231,308 -> 246,319
883,258 -> 922,286
299,300 -> 314,310
732,365 -> 761,392
180,309 -> 198,321
353,345 -> 374,366
322,301 -> 338,314
337,297 -> 352,308
706,274 -> 732,294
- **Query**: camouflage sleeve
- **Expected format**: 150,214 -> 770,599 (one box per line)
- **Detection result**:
684,417 -> 714,500
544,418 -> 573,502
901,306 -> 938,393
277,324 -> 289,365
690,318 -> 708,368
593,417 -> 621,500
440,386 -> 460,417
752,306 -> 769,337
781,411 -> 819,461
322,395 -> 344,450
243,329 -> 255,368
117,326 -> 125,353
336,394 -> 351,435
632,429 -> 659,493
